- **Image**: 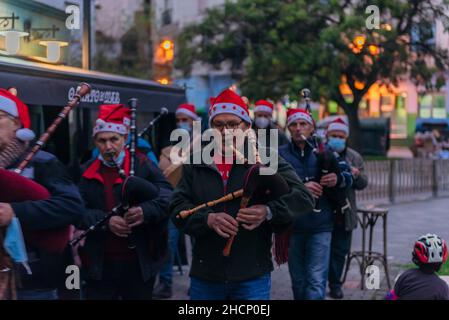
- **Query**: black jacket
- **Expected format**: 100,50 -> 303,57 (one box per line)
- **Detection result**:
8,151 -> 84,290
170,154 -> 314,282
78,152 -> 172,282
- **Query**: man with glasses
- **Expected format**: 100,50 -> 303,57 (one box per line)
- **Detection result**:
170,89 -> 314,300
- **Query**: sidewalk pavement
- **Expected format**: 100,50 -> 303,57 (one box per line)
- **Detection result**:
166,197 -> 449,300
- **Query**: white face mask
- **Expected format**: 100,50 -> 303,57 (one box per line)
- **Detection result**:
255,117 -> 270,129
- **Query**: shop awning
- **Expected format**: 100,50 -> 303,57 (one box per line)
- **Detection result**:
0,57 -> 186,112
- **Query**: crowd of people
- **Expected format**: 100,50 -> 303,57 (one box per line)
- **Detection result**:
0,86 -> 447,300
410,130 -> 449,159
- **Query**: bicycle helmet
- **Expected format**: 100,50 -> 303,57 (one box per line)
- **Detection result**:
412,233 -> 448,265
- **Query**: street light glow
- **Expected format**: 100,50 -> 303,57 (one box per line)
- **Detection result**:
162,40 -> 173,50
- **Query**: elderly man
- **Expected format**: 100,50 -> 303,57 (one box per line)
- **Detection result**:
325,118 -> 368,299
170,89 -> 314,300
78,104 -> 172,299
279,109 -> 352,300
0,88 -> 83,300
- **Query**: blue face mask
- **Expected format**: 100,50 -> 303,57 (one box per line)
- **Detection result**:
177,122 -> 192,133
328,137 -> 346,152
4,217 -> 32,275
99,149 -> 126,167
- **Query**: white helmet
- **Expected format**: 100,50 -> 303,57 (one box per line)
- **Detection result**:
413,233 -> 448,265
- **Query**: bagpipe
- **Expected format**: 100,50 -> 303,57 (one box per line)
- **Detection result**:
300,89 -> 350,215
70,99 -> 160,248
177,128 -> 292,264
0,83 -> 91,254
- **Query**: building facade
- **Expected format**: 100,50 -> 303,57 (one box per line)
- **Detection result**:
153,0 -> 236,114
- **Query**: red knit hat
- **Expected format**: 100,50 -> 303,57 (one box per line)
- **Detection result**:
175,103 -> 200,121
327,117 -> 349,135
93,104 -> 131,136
286,108 -> 314,127
209,89 -> 251,125
0,88 -> 35,141
254,100 -> 274,114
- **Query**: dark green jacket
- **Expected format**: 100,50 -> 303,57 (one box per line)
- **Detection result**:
169,155 -> 314,282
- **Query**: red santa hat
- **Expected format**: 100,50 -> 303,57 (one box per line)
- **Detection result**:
209,89 -> 252,125
93,104 -> 131,136
254,100 -> 274,114
286,108 -> 314,127
327,117 -> 349,135
0,88 -> 35,141
175,103 -> 200,121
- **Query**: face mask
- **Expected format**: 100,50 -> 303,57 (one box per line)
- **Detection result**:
177,122 -> 192,133
99,149 -> 126,167
4,217 -> 32,275
327,137 -> 346,152
255,117 -> 270,129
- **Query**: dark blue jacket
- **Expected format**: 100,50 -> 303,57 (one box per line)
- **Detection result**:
8,151 -> 84,290
279,142 -> 337,233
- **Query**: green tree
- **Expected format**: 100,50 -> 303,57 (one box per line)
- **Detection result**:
94,0 -> 153,80
176,0 -> 449,151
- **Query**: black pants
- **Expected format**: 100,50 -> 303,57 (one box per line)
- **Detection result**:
84,259 -> 155,300
328,224 -> 352,291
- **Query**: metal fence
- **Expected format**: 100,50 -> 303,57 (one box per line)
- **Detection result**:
357,159 -> 449,205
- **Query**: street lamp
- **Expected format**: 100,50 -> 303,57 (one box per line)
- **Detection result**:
38,40 -> 69,63
351,35 -> 366,54
0,13 -> 29,55
368,44 -> 380,56
157,78 -> 170,85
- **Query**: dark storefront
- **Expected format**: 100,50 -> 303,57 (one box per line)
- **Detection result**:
0,58 -> 185,174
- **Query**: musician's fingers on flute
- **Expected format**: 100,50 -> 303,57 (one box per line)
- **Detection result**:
207,212 -> 238,238
320,173 -> 338,187
236,206 -> 267,224
351,167 -> 360,177
124,206 -> 144,227
304,181 -> 323,198
109,216 -> 132,237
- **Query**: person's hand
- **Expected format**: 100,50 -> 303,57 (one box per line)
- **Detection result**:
236,204 -> 268,231
351,167 -> 360,178
124,206 -> 144,227
320,173 -> 338,187
0,203 -> 14,226
207,212 -> 238,238
305,181 -> 323,198
109,216 -> 132,237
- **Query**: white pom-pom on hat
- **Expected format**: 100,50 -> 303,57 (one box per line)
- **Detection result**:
16,128 -> 35,141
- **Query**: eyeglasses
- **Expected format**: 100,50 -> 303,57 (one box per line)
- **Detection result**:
0,113 -> 15,121
211,120 -> 243,130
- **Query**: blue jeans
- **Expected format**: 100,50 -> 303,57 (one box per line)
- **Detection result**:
158,220 -> 180,287
328,225 -> 352,291
190,274 -> 271,300
288,232 -> 332,300
17,289 -> 58,300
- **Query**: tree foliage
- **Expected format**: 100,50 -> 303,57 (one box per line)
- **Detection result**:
176,0 -> 449,150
